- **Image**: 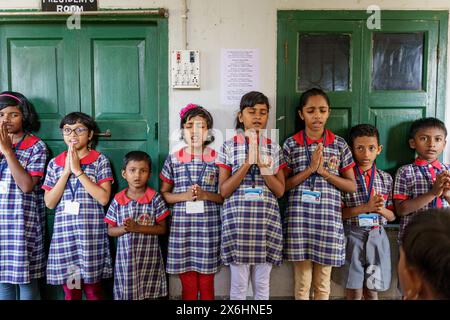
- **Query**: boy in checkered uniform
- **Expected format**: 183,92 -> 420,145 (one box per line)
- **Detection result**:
0,92 -> 48,300
332,124 -> 395,300
105,151 -> 169,300
393,117 -> 450,243
43,112 -> 114,300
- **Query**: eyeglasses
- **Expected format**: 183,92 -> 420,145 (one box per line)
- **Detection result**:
61,127 -> 89,136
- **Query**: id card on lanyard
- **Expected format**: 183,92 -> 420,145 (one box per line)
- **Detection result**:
301,131 -> 323,204
0,134 -> 27,195
64,166 -> 85,215
243,140 -> 263,201
418,165 -> 441,208
356,164 -> 379,227
185,162 -> 207,213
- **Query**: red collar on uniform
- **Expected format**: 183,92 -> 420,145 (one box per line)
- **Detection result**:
174,147 -> 217,163
233,133 -> 272,145
293,129 -> 335,146
354,164 -> 376,178
115,187 -> 156,206
13,134 -> 40,150
54,149 -> 100,167
414,157 -> 442,170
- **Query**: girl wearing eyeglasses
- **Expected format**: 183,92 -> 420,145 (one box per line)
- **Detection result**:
0,92 -> 48,300
43,112 -> 114,300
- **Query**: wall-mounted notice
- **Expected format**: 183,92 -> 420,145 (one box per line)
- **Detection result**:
41,0 -> 98,12
221,49 -> 260,106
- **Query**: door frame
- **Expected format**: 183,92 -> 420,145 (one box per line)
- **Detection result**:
0,9 -> 169,174
277,10 -> 448,141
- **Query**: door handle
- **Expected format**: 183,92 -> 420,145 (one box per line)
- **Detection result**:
95,129 -> 112,138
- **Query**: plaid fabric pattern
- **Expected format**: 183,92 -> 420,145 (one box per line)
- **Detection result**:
105,188 -> 169,300
0,136 -> 48,284
216,136 -> 286,266
283,131 -> 355,267
342,166 -> 393,226
393,162 -> 450,242
160,148 -> 222,274
43,151 -> 114,285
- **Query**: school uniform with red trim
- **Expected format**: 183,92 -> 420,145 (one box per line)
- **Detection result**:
283,129 -> 355,267
104,187 -> 170,300
217,134 -> 287,266
393,158 -> 450,242
160,147 -> 221,274
42,150 -> 114,285
0,135 -> 48,284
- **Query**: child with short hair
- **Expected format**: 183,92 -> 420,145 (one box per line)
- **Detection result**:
333,124 -> 395,300
399,208 -> 450,300
105,151 -> 169,300
393,117 -> 450,243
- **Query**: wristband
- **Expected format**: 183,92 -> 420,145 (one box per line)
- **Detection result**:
75,172 -> 85,178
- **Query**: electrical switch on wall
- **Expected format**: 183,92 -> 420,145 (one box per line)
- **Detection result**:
171,50 -> 200,89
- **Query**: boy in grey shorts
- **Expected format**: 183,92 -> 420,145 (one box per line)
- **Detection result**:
333,124 -> 396,299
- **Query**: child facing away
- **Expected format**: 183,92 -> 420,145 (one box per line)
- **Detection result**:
160,104 -> 223,300
393,117 -> 450,243
398,208 -> 450,300
217,91 -> 286,300
283,88 -> 356,300
105,151 -> 169,300
332,124 -> 395,300
0,92 -> 48,300
43,112 -> 114,300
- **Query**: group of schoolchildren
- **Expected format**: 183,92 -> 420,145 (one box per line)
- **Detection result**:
0,88 -> 449,301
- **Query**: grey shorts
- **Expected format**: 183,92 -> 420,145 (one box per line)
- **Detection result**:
332,224 -> 392,291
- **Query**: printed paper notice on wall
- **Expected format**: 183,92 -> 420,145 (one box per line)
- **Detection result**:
221,49 -> 260,106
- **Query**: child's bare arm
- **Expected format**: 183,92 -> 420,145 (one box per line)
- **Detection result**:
44,172 -> 71,209
160,181 -> 193,204
218,164 -> 251,198
193,185 -> 224,204
107,224 -> 127,237
124,218 -> 167,235
378,207 -> 396,222
285,166 -> 314,191
319,165 -> 357,193
3,152 -> 41,193
77,176 -> 111,206
261,169 -> 285,198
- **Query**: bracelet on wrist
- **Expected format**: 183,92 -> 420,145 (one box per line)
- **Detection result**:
75,171 -> 85,178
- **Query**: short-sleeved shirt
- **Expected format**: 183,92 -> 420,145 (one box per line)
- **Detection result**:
0,135 -> 48,284
217,134 -> 286,266
160,147 -> 222,274
393,158 -> 450,242
283,129 -> 355,267
43,150 -> 114,285
342,165 -> 394,226
105,187 -> 170,300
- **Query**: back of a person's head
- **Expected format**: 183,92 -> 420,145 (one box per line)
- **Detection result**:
402,209 -> 450,299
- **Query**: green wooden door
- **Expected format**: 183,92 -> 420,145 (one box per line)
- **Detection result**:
277,11 -> 448,174
0,15 -> 168,299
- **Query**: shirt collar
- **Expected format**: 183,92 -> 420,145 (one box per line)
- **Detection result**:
293,129 -> 336,146
54,149 -> 100,167
13,134 -> 40,150
354,163 -> 376,178
233,133 -> 272,145
414,157 -> 443,170
174,147 -> 217,163
115,187 -> 156,206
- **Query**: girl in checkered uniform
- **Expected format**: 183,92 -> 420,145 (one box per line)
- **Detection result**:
160,104 -> 223,300
0,92 -> 48,300
283,88 -> 356,300
217,91 -> 287,300
105,151 -> 170,300
43,112 -> 114,300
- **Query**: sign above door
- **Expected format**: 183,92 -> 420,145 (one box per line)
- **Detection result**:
41,0 -> 98,12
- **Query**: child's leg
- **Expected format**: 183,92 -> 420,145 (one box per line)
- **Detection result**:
293,260 -> 313,300
250,263 -> 272,300
312,263 -> 332,300
345,288 -> 363,300
179,271 -> 199,300
18,280 -> 41,300
198,273 -> 215,300
362,287 -> 378,300
84,282 -> 104,300
0,283 -> 17,300
229,264 -> 250,300
62,284 -> 83,300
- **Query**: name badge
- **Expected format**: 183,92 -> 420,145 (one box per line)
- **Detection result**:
64,201 -> 80,215
358,213 -> 380,227
0,181 -> 8,194
301,190 -> 321,204
186,200 -> 205,214
244,187 -> 263,201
